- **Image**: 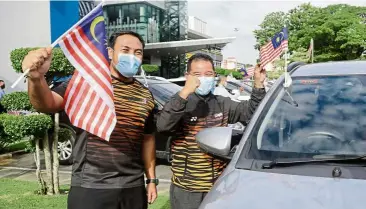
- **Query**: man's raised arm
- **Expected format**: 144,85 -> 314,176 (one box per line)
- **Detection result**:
22,47 -> 64,113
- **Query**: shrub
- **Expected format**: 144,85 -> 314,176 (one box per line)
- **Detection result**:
10,47 -> 74,77
0,92 -> 33,111
142,64 -> 159,74
215,67 -> 226,75
0,114 -> 53,144
232,71 -> 243,79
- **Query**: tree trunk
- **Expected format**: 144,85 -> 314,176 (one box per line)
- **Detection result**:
52,113 -> 60,195
34,137 -> 46,195
43,133 -> 54,195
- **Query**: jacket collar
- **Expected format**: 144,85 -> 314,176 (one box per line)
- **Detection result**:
190,92 -> 215,103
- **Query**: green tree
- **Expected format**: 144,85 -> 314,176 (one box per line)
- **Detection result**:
289,47 -> 310,63
253,11 -> 287,50
254,4 -> 366,62
273,58 -> 285,71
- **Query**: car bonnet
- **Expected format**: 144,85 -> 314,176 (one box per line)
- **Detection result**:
199,169 -> 366,209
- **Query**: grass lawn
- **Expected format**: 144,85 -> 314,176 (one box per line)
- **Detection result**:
0,178 -> 170,209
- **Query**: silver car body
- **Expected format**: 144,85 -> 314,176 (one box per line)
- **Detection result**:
199,61 -> 366,209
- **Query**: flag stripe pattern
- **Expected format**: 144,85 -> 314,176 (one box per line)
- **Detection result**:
260,28 -> 288,68
246,66 -> 255,77
58,3 -> 116,141
260,40 -> 288,68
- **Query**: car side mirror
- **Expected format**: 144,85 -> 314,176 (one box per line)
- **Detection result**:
196,127 -> 233,160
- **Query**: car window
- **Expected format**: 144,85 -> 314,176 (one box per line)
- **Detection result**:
148,82 -> 182,106
246,75 -> 366,161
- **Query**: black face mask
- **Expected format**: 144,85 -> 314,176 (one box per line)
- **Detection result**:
0,84 -> 4,89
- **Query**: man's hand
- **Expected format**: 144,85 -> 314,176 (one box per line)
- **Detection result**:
22,47 -> 52,80
146,183 -> 157,204
179,75 -> 200,99
253,64 -> 266,88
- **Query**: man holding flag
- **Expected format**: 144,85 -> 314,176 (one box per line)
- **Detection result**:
21,3 -> 157,209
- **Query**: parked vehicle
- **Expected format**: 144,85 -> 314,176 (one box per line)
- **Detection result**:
197,61 -> 366,209
51,76 -> 182,165
135,77 -> 182,162
167,77 -> 186,87
225,81 -> 252,101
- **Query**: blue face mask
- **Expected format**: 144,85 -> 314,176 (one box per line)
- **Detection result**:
195,77 -> 215,96
114,54 -> 141,78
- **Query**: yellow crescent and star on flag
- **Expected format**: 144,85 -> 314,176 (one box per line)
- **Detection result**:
275,32 -> 285,44
90,15 -> 108,47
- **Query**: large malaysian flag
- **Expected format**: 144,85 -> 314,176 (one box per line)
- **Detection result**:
58,3 -> 116,141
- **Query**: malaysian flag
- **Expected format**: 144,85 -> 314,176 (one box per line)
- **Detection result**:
239,67 -> 247,76
58,3 -> 116,141
246,66 -> 255,77
239,66 -> 255,78
260,28 -> 288,69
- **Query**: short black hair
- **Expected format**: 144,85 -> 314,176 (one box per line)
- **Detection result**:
108,31 -> 145,49
187,53 -> 215,72
0,80 -> 4,89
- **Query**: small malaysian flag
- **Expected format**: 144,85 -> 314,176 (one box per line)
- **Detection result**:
58,3 -> 116,141
260,28 -> 288,69
246,66 -> 255,77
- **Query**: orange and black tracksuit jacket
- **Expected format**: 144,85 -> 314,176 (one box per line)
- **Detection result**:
156,88 -> 266,192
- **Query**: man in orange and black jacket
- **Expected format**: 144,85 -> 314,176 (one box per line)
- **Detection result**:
157,53 -> 266,209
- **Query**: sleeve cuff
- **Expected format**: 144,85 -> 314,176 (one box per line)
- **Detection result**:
251,87 -> 266,101
171,93 -> 188,111
252,87 -> 266,94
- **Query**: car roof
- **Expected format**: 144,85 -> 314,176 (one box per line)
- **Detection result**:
135,77 -> 174,85
291,61 -> 366,77
168,77 -> 186,82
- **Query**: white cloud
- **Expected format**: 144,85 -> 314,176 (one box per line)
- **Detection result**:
188,0 -> 366,64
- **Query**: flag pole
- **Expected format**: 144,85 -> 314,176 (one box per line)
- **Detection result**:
283,25 -> 289,87
11,1 -> 105,89
311,38 -> 314,63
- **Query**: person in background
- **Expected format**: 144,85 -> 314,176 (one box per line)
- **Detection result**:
21,31 -> 157,209
213,75 -> 240,100
0,80 -> 5,100
0,79 -> 5,113
156,53 -> 266,209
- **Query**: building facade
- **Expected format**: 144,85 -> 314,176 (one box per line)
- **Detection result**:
82,1 -> 226,77
0,0 -> 234,87
221,57 -> 246,70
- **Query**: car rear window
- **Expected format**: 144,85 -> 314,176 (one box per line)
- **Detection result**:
148,83 -> 182,105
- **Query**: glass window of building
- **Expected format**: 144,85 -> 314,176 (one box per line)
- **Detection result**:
104,3 -> 163,43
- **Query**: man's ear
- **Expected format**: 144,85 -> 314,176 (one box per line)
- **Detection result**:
184,72 -> 189,79
107,47 -> 113,60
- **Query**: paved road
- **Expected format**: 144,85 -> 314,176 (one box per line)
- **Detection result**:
0,153 -> 172,193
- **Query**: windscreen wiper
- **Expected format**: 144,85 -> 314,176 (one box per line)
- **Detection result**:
262,154 -> 366,169
283,89 -> 298,107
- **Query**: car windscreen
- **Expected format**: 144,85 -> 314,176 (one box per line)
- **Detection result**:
148,82 -> 182,106
245,75 -> 366,161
